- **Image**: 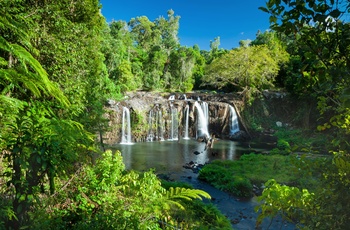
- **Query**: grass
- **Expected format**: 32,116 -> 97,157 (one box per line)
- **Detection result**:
198,153 -> 301,197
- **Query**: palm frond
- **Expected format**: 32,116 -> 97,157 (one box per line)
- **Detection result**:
166,187 -> 211,201
163,187 -> 211,211
0,14 -> 69,106
0,95 -> 26,110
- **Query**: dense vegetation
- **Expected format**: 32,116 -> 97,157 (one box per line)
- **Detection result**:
201,1 -> 350,229
0,0 -> 349,229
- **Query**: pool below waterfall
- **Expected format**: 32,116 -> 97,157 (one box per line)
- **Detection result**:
112,139 -> 268,180
111,138 -> 296,230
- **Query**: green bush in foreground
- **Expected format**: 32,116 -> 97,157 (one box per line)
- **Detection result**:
20,150 -> 228,229
161,181 -> 232,229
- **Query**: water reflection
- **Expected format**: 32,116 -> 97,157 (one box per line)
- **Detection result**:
112,139 -> 268,177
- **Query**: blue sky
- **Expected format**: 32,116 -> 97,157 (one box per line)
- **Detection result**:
99,0 -> 271,50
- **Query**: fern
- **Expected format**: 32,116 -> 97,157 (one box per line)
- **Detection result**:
0,14 -> 69,108
163,187 -> 211,210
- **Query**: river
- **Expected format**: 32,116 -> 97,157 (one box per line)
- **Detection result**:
112,139 -> 296,230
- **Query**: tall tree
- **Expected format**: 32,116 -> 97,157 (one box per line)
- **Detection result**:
204,45 -> 287,101
168,47 -> 196,92
0,0 -> 106,227
257,1 -> 350,228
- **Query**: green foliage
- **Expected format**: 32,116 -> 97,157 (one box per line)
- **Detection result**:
198,159 -> 253,197
167,200 -> 232,230
0,0 -> 110,227
203,44 -> 288,102
26,150 -> 213,229
229,176 -> 253,197
1,100 -> 94,226
273,126 -> 330,153
255,179 -> 315,229
167,46 -> 196,92
199,154 -> 299,197
276,139 -> 291,155
0,3 -> 68,108
159,181 -> 231,229
116,60 -> 141,92
251,30 -> 289,66
261,0 -> 350,150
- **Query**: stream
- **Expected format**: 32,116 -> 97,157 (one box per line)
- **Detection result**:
113,139 -> 296,230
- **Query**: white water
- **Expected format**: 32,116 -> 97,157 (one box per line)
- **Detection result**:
157,109 -> 165,141
183,104 -> 190,139
229,105 -> 240,135
168,105 -> 178,141
120,107 -> 133,144
194,101 -> 210,139
146,110 -> 154,142
201,101 -> 209,123
147,107 -> 165,142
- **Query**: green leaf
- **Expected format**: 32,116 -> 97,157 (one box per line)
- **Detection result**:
259,7 -> 269,13
329,9 -> 341,18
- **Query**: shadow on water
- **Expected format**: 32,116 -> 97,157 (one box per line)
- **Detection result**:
114,139 -> 255,178
112,139 -> 296,230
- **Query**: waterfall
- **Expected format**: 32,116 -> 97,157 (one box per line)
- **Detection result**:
194,101 -> 209,139
201,101 -> 209,123
146,110 -> 154,141
168,104 -> 178,141
157,109 -> 165,141
229,105 -> 240,135
147,106 -> 165,141
121,107 -> 133,144
183,104 -> 190,139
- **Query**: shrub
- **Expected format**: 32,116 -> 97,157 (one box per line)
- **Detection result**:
277,139 -> 291,151
229,176 -> 253,197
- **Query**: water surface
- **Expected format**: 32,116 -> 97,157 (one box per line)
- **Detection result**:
113,139 -> 267,179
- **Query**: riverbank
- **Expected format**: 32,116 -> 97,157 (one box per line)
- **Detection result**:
175,171 -> 296,230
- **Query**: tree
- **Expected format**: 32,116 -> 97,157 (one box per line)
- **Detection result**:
155,9 -> 180,54
251,30 -> 289,66
260,0 -> 350,148
168,47 -> 196,92
203,45 -> 286,101
192,45 -> 206,90
0,0 -> 107,228
256,1 -> 350,228
28,150 -> 212,229
129,16 -> 159,52
0,2 -> 68,108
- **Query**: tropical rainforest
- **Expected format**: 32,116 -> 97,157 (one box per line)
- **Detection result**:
0,0 -> 349,229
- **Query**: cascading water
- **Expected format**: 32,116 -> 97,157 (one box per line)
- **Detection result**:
121,107 -> 133,144
194,101 -> 210,139
229,105 -> 240,135
146,110 -> 154,142
146,106 -> 165,142
201,101 -> 209,123
168,104 -> 178,141
183,104 -> 190,139
157,109 -> 165,141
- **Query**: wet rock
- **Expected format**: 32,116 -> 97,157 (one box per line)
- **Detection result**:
183,161 -> 204,173
229,130 -> 250,141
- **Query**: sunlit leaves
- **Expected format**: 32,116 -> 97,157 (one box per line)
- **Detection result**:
255,179 -> 315,228
204,45 -> 284,98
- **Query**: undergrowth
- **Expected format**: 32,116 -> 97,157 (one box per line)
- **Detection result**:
198,153 -> 300,197
160,180 -> 232,229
